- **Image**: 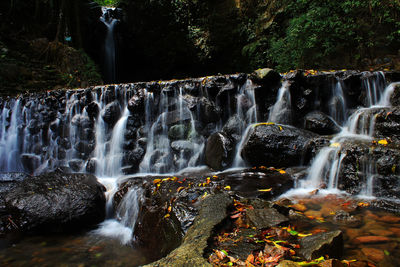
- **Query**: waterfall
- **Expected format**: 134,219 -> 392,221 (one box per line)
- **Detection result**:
94,187 -> 143,245
231,80 -> 258,168
268,81 -> 292,124
329,80 -> 346,125
301,73 -> 396,196
100,7 -> 118,83
0,99 -> 23,171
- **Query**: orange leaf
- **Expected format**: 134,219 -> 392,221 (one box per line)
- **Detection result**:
177,186 -> 185,193
246,254 -> 255,264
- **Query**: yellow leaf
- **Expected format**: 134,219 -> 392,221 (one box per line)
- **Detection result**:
167,206 -> 172,213
224,185 -> 231,190
278,169 -> 286,174
258,188 -> 272,192
330,143 -> 340,148
164,214 -> 170,218
378,139 -> 388,145
298,233 -> 312,237
153,179 -> 162,184
177,186 -> 185,193
201,192 -> 208,199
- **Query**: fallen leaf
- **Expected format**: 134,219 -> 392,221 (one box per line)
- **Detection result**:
258,188 -> 272,192
378,139 -> 388,145
177,186 -> 185,193
330,143 -> 340,148
224,185 -> 231,190
153,179 -> 162,184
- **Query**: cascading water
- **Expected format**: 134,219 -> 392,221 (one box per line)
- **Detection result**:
100,7 -> 119,83
94,187 -> 143,245
329,80 -> 347,125
300,72 -> 397,197
268,81 -> 292,124
231,80 -> 258,168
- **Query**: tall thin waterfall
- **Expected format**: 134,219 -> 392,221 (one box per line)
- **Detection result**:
100,7 -> 118,83
301,73 -> 396,196
268,81 -> 292,124
0,99 -> 23,171
231,80 -> 258,168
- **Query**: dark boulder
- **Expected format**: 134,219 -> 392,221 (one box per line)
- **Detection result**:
303,111 -> 341,135
389,83 -> 400,106
189,97 -> 221,124
222,114 -> 246,142
250,68 -> 281,85
374,107 -> 400,141
298,230 -> 343,261
102,101 -> 121,125
241,123 -> 317,167
205,132 -> 234,170
0,172 -> 106,233
220,168 -> 294,199
128,89 -> 146,114
171,141 -> 194,157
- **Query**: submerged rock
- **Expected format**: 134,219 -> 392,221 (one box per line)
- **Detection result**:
298,230 -> 343,261
0,171 -> 106,234
241,123 -> 317,167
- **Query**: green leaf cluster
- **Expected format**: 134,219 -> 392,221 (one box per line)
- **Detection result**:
267,0 -> 400,71
93,0 -> 120,7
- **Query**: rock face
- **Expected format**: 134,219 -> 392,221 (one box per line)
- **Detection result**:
0,172 -> 106,233
205,132 -> 235,170
245,208 -> 289,228
303,111 -> 341,135
298,230 -> 344,261
146,194 -> 232,267
241,124 -> 317,167
335,140 -> 400,199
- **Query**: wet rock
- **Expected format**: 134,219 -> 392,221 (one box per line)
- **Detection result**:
389,83 -> 400,106
20,154 -> 41,174
205,132 -> 234,170
377,215 -> 400,224
320,259 -> 345,267
168,124 -> 187,140
68,160 -> 83,172
361,247 -> 385,263
303,111 -> 341,135
102,101 -> 121,125
250,68 -> 281,84
374,107 -> 400,141
86,102 -> 99,119
0,171 -> 106,233
128,89 -> 145,114
146,194 -> 232,267
245,208 -> 289,229
241,124 -> 317,167
134,201 -> 184,258
336,140 -> 400,198
171,141 -> 194,156
189,97 -> 221,124
221,169 -> 294,199
332,210 -> 363,227
298,230 -> 343,261
165,108 -> 192,126
222,114 -> 246,142
352,236 -> 390,244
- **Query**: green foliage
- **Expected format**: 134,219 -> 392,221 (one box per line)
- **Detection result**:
93,0 -> 120,7
267,0 -> 400,72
